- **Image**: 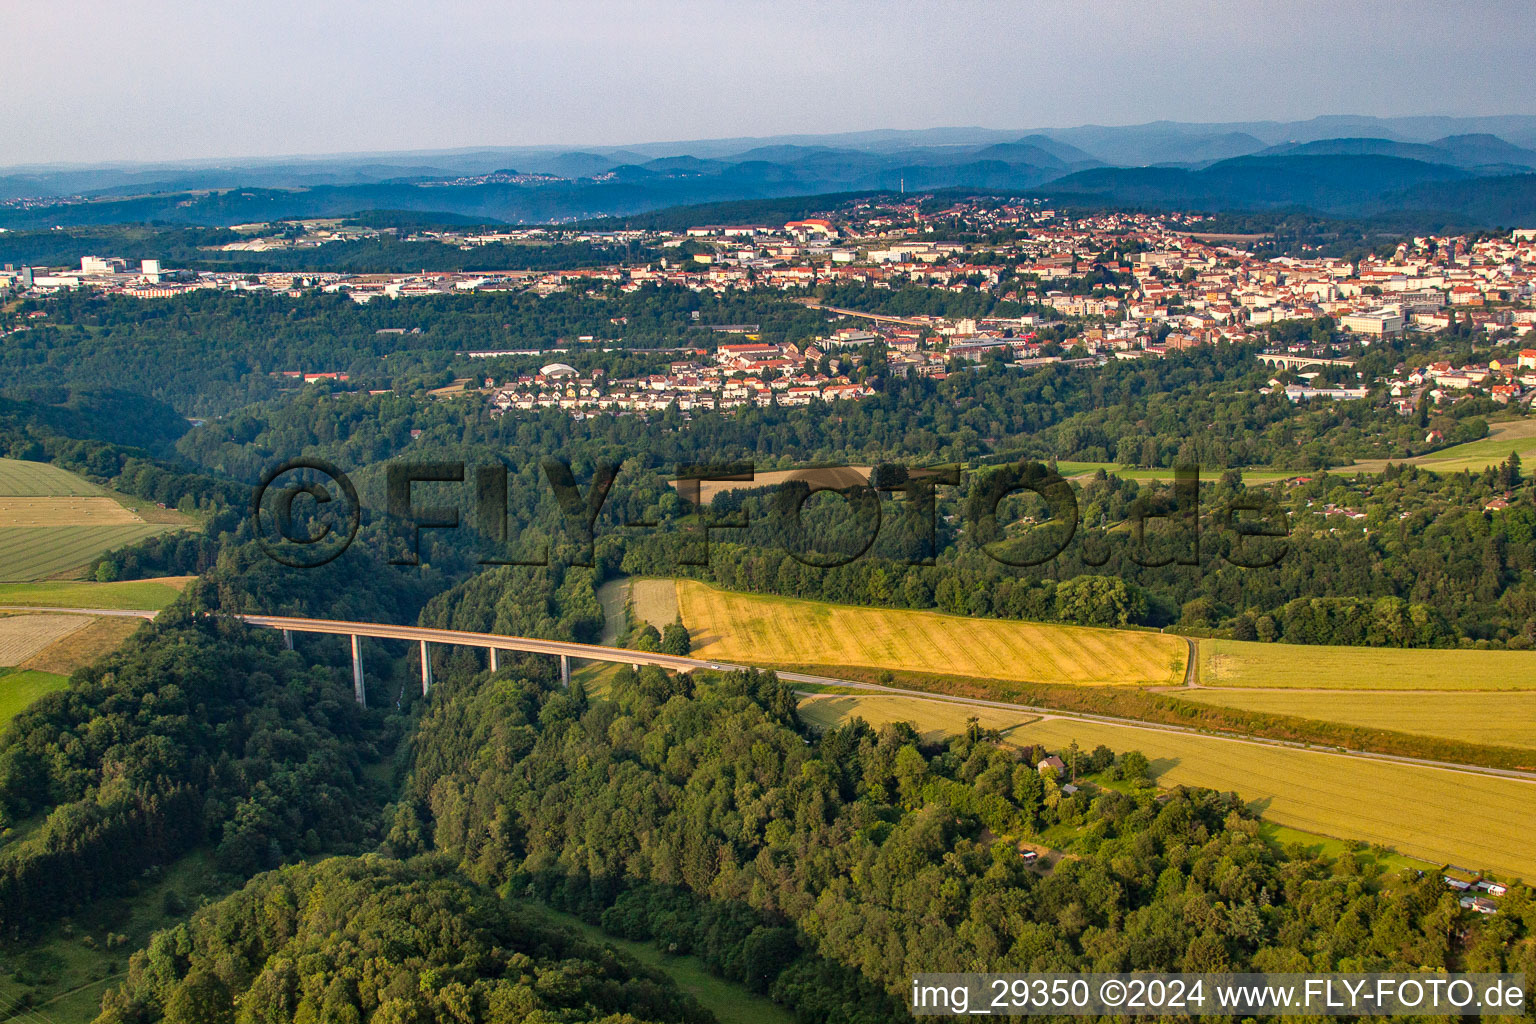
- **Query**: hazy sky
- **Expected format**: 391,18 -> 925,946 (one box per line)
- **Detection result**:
3,0 -> 1534,166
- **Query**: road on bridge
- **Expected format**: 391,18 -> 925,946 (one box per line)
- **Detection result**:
237,613 -> 1536,787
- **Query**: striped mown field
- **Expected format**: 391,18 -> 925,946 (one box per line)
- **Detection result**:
1179,688 -> 1536,750
798,692 -> 1536,880
1198,638 -> 1536,690
669,466 -> 873,503
0,458 -> 106,497
631,578 -> 679,629
679,580 -> 1186,685
0,524 -> 169,581
797,692 -> 1041,743
0,456 -> 193,581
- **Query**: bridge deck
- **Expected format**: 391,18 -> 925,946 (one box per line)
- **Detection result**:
238,614 -> 712,673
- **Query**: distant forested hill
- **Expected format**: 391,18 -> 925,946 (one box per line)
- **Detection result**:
4,152 -> 1535,230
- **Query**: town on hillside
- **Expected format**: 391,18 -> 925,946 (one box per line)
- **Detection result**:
5,200 -> 1535,419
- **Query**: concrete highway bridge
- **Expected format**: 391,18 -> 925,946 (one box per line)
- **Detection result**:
232,614 -> 1536,785
8,606 -> 1531,791
238,614 -> 744,706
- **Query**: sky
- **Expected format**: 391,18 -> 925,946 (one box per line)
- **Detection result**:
2,0 -> 1534,166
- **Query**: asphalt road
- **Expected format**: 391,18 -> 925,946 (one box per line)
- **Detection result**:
0,605 -> 160,619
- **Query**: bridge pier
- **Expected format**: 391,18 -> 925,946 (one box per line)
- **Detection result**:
282,629 -> 294,651
350,634 -> 366,707
489,647 -> 501,672
560,654 -> 570,688
419,640 -> 432,695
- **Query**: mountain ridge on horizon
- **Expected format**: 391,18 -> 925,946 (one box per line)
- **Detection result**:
3,114 -> 1536,234
7,113 -> 1536,178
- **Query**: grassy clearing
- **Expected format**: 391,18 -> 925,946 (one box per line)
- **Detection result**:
1181,689 -> 1536,750
1055,462 -> 1295,485
0,577 -> 190,610
570,660 -> 628,697
595,578 -> 630,646
1259,822 -> 1438,877
20,617 -> 144,676
1199,637 -> 1536,690
0,614 -> 94,665
797,692 -> 1536,880
0,524 -> 171,581
0,669 -> 68,728
1345,419 -> 1536,475
679,580 -> 1185,686
519,902 -> 797,1024
0,850 -> 237,1023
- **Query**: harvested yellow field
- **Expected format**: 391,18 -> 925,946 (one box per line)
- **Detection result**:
631,578 -> 679,629
19,616 -> 144,676
1199,638 -> 1536,690
798,693 -> 1039,744
0,496 -> 144,527
798,692 -> 1536,880
0,614 -> 94,666
679,581 -> 1185,685
1180,689 -> 1536,750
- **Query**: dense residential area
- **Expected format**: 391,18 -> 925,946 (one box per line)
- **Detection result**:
5,203 -> 1536,422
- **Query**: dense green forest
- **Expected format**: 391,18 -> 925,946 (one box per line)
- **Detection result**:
390,654 -> 1536,1022
0,538 -> 443,931
58,378 -> 1526,647
0,289 -> 833,415
94,856 -> 712,1024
